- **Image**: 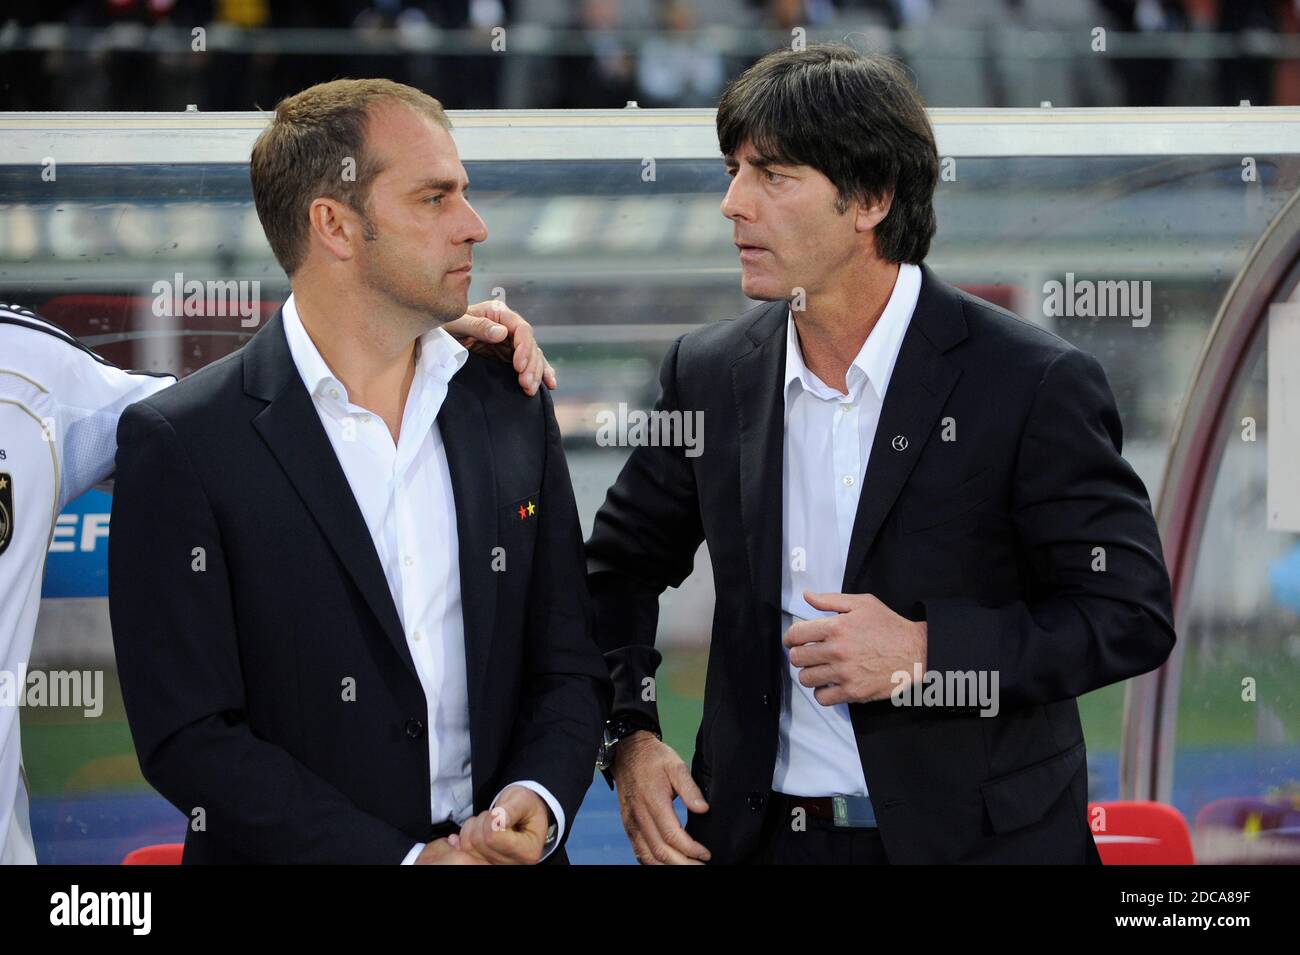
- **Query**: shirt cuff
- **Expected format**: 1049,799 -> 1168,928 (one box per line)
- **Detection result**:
401,843 -> 424,865
492,780 -> 565,862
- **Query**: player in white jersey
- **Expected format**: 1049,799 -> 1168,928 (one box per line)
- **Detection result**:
0,299 -> 553,864
0,302 -> 174,864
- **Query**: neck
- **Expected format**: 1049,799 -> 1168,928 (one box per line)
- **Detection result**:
793,259 -> 901,394
292,281 -> 421,439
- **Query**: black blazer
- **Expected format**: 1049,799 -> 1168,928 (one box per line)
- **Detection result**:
586,265 -> 1176,864
108,311 -> 610,864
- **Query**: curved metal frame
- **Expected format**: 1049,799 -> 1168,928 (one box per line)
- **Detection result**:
1134,186 -> 1300,802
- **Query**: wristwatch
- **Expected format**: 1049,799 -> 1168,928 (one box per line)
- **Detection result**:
595,716 -> 661,773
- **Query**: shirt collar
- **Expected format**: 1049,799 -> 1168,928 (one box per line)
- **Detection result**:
281,292 -> 468,412
783,262 -> 922,406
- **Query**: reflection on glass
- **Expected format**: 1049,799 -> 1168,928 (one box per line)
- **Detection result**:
4,151 -> 1298,861
1176,331 -> 1300,863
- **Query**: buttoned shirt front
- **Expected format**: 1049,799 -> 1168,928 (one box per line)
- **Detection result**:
775,263 -> 922,797
282,295 -> 561,862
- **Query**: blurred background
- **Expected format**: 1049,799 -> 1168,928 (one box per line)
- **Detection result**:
3,0 -> 1300,111
3,0 -> 1300,865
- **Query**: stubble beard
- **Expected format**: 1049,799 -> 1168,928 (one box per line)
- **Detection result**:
359,227 -> 466,333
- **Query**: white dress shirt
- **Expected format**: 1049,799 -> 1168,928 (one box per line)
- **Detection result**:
281,295 -> 562,863
774,263 -> 922,797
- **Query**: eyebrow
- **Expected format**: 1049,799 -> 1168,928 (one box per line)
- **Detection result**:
410,177 -> 468,195
723,154 -> 782,170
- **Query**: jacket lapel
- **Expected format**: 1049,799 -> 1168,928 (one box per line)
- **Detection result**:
731,301 -> 789,634
244,311 -> 418,683
435,373 -> 498,732
840,265 -> 967,592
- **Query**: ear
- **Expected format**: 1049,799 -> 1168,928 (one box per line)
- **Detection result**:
854,190 -> 893,234
307,196 -> 362,264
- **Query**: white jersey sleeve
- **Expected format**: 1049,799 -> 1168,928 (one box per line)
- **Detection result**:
0,303 -> 176,508
0,303 -> 175,865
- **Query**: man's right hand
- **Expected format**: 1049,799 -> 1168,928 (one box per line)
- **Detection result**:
612,731 -> 711,864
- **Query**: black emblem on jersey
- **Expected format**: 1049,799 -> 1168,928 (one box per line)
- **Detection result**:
0,472 -> 12,555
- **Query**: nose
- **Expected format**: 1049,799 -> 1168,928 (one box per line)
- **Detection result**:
461,197 -> 488,244
720,172 -> 750,223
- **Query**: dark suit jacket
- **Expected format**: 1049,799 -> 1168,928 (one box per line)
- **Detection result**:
109,311 -> 610,864
586,265 -> 1176,864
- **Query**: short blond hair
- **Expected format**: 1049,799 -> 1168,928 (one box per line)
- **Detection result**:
250,78 -> 451,275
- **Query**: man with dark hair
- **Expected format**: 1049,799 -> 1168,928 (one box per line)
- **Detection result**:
109,79 -> 611,864
587,44 -> 1175,864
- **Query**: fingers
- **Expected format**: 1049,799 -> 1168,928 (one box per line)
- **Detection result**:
415,837 -> 453,864
788,639 -> 833,668
465,299 -> 511,323
466,300 -> 549,396
443,312 -> 508,345
613,738 -> 711,864
666,760 -> 710,815
803,590 -> 867,613
629,797 -> 705,865
415,836 -> 487,865
814,684 -> 853,707
619,807 -> 661,865
438,846 -> 490,865
458,812 -> 515,864
504,315 -> 544,394
514,338 -> 545,395
443,850 -> 488,864
784,617 -> 834,648
440,302 -> 558,396
617,772 -> 695,865
474,315 -> 510,343
629,832 -> 661,866
616,791 -> 654,864
797,664 -> 837,689
494,786 -> 550,837
457,803 -> 545,865
640,770 -> 709,863
512,330 -> 529,372
486,825 -> 540,864
467,300 -> 523,346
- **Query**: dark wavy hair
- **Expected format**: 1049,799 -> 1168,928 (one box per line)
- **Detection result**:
717,44 -> 939,264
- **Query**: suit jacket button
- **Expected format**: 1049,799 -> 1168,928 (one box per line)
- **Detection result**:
405,719 -> 425,740
748,792 -> 765,811
761,693 -> 772,709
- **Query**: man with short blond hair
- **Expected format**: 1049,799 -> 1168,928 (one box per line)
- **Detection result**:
110,79 -> 610,864
249,78 -> 452,278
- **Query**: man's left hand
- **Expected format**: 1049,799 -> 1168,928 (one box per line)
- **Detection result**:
454,785 -> 551,865
443,301 -> 557,396
784,590 -> 928,706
